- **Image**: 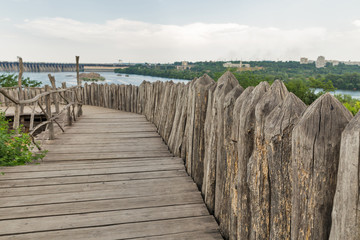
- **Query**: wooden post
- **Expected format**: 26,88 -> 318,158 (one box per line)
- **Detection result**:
13,103 -> 20,129
18,57 -> 24,114
62,82 -> 72,126
45,85 -> 55,140
61,82 -> 67,104
48,74 -> 60,113
76,56 -> 82,117
76,56 -> 80,86
29,102 -> 37,131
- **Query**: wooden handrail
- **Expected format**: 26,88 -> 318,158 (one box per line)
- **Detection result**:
0,86 -> 80,105
0,56 -> 83,149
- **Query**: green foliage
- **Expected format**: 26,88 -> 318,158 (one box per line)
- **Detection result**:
115,61 -> 360,106
334,94 -> 360,115
284,79 -> 318,105
0,74 -> 41,87
0,112 -> 46,166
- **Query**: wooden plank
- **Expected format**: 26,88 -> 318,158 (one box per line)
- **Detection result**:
0,170 -> 186,188
0,105 -> 221,239
54,132 -> 160,139
42,137 -> 165,145
132,231 -> 223,240
0,177 -> 193,197
42,145 -> 169,154
0,164 -> 184,180
43,151 -> 173,161
0,157 -> 181,173
0,216 -> 220,240
0,191 -> 203,220
41,137 -> 163,145
0,182 -> 198,208
64,128 -> 157,133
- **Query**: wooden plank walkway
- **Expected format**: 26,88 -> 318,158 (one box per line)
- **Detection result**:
0,106 -> 222,240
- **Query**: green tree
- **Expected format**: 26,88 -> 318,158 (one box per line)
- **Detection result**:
0,74 -> 41,87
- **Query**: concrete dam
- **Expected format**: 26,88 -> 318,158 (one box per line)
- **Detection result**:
0,61 -> 126,72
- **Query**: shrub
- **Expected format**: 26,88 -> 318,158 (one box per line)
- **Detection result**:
0,111 -> 46,166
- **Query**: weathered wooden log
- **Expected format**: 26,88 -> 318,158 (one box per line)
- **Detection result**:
133,85 -> 138,113
236,81 -> 269,240
217,85 -> 243,238
291,93 -> 352,240
158,81 -> 174,140
120,84 -> 125,111
214,72 -> 242,220
137,81 -> 147,114
183,78 -> 197,169
247,80 -> 289,239
48,74 -> 60,113
163,83 -> 179,143
18,57 -> 24,114
227,86 -> 254,240
45,85 -> 55,140
264,93 -> 306,239
184,74 -> 215,188
168,83 -> 187,154
330,111 -> 360,240
202,71 -> 239,215
125,85 -> 132,112
153,81 -> 165,127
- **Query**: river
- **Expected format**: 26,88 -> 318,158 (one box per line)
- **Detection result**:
1,72 -> 360,99
313,88 -> 360,100
0,72 -> 189,87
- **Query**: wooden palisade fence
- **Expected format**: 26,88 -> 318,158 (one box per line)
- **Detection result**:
79,72 -> 359,240
1,70 -> 359,239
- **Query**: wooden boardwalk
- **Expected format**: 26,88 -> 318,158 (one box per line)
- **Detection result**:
0,106 -> 222,240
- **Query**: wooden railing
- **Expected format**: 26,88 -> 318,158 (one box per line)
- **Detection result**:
0,57 -> 83,148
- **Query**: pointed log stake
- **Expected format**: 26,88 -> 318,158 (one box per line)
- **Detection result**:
18,57 -> 24,115
48,74 -> 60,113
76,56 -> 80,86
44,85 -> 55,140
75,56 -> 83,117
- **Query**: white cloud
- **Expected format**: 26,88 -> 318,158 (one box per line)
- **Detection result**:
353,19 -> 360,27
3,17 -> 360,63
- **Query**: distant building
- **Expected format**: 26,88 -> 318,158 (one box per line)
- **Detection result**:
300,57 -> 309,64
301,56 -> 360,67
327,60 -> 340,66
343,61 -> 360,66
176,61 -> 192,70
223,61 -> 251,68
316,56 -> 326,68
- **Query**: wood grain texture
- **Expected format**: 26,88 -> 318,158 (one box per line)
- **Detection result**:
0,105 -> 221,240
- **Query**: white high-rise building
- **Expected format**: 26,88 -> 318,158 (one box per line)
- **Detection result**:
316,56 -> 326,68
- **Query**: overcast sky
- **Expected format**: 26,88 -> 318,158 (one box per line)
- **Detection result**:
1,0 -> 360,63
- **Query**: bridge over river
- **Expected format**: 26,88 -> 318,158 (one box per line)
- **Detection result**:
0,61 -> 127,72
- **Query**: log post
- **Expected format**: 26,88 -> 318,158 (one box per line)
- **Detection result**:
62,82 -> 72,126
13,103 -> 20,129
76,56 -> 82,117
18,57 -> 24,114
48,74 -> 60,113
29,102 -> 37,131
13,57 -> 24,129
45,85 -> 55,140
